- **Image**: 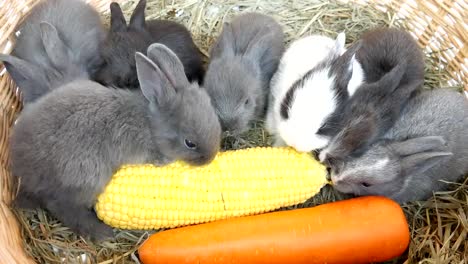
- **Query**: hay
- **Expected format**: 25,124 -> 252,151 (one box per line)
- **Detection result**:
15,0 -> 466,263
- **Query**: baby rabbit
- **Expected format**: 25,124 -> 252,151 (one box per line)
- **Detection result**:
202,13 -> 285,135
330,88 -> 468,204
0,0 -> 106,104
10,44 -> 221,241
319,28 -> 424,163
265,33 -> 364,152
94,0 -> 204,88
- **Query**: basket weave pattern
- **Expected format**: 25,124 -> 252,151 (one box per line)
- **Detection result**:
0,0 -> 466,262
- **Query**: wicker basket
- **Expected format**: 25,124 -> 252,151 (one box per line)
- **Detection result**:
0,0 -> 466,263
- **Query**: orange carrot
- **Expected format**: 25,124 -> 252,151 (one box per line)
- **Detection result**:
138,196 -> 410,264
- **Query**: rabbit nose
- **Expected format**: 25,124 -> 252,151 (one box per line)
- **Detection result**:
186,147 -> 217,165
221,119 -> 238,132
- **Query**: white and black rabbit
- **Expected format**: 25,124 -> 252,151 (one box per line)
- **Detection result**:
319,28 -> 425,163
94,0 -> 204,88
0,0 -> 106,104
10,44 -> 221,241
265,33 -> 364,152
330,88 -> 468,204
202,12 -> 285,135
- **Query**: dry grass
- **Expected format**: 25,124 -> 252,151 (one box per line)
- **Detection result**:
14,0 -> 466,263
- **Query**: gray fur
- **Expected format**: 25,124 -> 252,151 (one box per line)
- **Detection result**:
0,0 -> 106,104
330,88 -> 468,204
10,44 -> 221,241
320,28 -> 425,162
94,0 -> 204,88
356,28 -> 425,84
203,12 -> 285,134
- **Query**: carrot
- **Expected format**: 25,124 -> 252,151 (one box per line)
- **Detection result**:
138,196 -> 410,264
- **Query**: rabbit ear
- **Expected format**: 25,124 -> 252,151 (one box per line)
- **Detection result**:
344,41 -> 363,94
146,43 -> 190,90
330,40 -> 363,95
340,41 -> 362,68
390,136 -> 452,175
110,2 -> 127,32
76,28 -> 101,62
401,151 -> 452,176
322,32 -> 346,63
319,112 -> 377,163
129,0 -> 146,30
345,40 -> 362,56
0,54 -> 44,102
327,34 -> 360,70
346,54 -> 364,96
391,77 -> 424,100
374,60 -> 407,92
332,32 -> 346,56
390,136 -> 448,156
135,52 -> 176,106
244,31 -> 274,62
0,54 -> 38,78
210,22 -> 235,57
40,22 -> 72,69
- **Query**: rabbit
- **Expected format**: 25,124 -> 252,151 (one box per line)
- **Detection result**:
319,27 -> 425,163
10,43 -> 221,241
0,0 -> 106,104
329,88 -> 468,204
94,0 -> 204,88
265,32 -> 364,152
202,12 -> 285,135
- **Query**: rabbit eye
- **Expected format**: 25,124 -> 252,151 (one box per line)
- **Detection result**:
244,99 -> 250,105
184,139 -> 197,150
361,182 -> 371,187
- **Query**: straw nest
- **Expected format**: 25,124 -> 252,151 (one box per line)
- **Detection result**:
12,0 -> 467,263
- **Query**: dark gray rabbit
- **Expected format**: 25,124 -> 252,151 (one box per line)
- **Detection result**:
94,0 -> 204,88
10,44 -> 221,241
0,0 -> 106,104
319,27 -> 424,163
202,12 -> 285,134
329,88 -> 468,204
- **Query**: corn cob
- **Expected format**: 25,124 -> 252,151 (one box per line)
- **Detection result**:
95,147 -> 328,230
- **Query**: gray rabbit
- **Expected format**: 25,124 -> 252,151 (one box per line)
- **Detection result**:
94,0 -> 204,88
0,0 -> 106,104
202,12 -> 285,134
319,28 -> 424,163
10,44 -> 221,241
329,88 -> 468,204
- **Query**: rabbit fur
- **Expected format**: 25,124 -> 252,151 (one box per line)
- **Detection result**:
265,33 -> 364,152
202,12 -> 285,135
0,0 -> 106,104
319,28 -> 425,163
10,44 -> 221,241
330,88 -> 468,203
94,0 -> 204,88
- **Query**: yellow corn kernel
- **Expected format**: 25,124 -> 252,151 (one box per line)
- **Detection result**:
95,147 -> 328,230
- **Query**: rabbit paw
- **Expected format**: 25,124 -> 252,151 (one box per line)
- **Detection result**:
85,221 -> 115,242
